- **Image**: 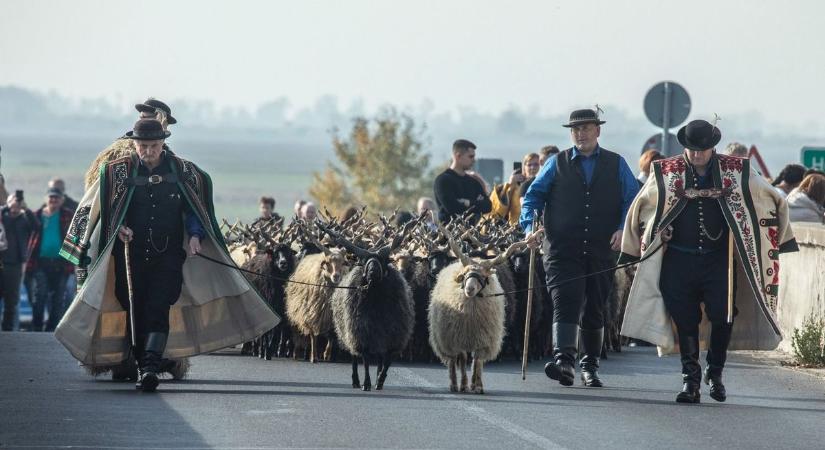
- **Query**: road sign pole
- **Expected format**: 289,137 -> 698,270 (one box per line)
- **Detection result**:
662,82 -> 672,155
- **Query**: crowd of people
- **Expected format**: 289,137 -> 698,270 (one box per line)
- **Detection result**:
0,178 -> 79,331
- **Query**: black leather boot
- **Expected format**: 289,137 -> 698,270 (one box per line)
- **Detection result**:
704,323 -> 732,402
579,328 -> 604,387
136,332 -> 167,393
704,367 -> 726,402
676,334 -> 701,404
544,322 -> 578,386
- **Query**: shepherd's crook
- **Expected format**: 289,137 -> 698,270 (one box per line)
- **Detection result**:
521,212 -> 539,380
124,240 -> 137,348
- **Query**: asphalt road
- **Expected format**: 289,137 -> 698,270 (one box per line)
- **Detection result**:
1,332 -> 824,450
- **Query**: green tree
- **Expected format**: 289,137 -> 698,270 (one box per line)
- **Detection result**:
310,109 -> 431,216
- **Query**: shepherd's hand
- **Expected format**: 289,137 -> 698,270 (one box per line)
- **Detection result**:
610,230 -> 623,252
188,236 -> 201,257
660,225 -> 673,243
118,226 -> 133,243
526,228 -> 543,249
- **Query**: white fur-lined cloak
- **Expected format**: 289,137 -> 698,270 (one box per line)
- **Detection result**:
619,153 -> 798,353
56,150 -> 280,366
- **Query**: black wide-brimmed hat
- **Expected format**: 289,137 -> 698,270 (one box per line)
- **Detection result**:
677,119 -> 721,151
135,98 -> 177,124
562,109 -> 606,128
128,119 -> 171,141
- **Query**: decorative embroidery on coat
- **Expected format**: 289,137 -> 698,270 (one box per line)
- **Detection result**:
69,206 -> 91,243
107,160 -> 130,239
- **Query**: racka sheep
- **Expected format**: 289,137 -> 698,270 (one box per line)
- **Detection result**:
284,230 -> 348,363
429,224 -> 526,394
323,222 -> 415,391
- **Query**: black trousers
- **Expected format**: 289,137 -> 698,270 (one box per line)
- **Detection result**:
660,248 -> 737,372
113,242 -> 185,339
659,248 -> 735,333
543,253 -> 613,330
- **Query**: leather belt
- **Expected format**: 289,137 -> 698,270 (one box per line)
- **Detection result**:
128,173 -> 178,186
676,187 -> 731,200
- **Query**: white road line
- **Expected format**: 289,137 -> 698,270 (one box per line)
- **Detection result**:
395,367 -> 568,450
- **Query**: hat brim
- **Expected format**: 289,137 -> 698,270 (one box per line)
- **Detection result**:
134,103 -> 177,124
677,125 -> 721,151
562,120 -> 606,128
129,130 -> 172,141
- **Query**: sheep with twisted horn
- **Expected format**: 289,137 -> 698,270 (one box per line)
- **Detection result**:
321,218 -> 418,391
428,221 -> 527,394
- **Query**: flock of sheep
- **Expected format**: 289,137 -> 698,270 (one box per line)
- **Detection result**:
225,209 -> 630,394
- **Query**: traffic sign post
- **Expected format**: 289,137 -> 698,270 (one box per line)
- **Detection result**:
643,81 -> 691,156
801,146 -> 825,170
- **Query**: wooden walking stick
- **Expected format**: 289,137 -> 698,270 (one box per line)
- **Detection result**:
522,212 -> 539,380
124,239 -> 137,348
726,231 -> 735,324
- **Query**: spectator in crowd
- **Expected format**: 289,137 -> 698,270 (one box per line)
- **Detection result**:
772,164 -> 806,197
300,202 -> 317,222
637,149 -> 665,185
293,199 -> 307,219
26,188 -> 74,332
804,168 -> 825,178
539,145 -> 560,166
0,171 -> 8,206
433,139 -> 492,223
47,178 -> 80,315
724,142 -> 749,158
252,196 -> 282,227
1,193 -> 37,331
489,152 -> 541,225
416,197 -> 438,231
786,174 -> 825,224
48,178 -> 79,212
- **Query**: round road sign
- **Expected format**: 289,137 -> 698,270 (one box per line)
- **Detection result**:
644,81 -> 691,129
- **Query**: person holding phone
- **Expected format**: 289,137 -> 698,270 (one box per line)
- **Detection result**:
1,191 -> 38,331
488,152 -> 541,225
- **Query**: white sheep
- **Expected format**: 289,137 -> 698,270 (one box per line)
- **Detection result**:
428,226 -> 526,394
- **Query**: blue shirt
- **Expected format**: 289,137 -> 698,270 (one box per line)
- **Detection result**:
520,145 -> 640,232
39,213 -> 62,258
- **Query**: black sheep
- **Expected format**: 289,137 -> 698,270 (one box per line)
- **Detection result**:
241,243 -> 297,359
322,222 -> 415,391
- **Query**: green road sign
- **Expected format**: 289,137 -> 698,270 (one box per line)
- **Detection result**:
801,146 -> 825,170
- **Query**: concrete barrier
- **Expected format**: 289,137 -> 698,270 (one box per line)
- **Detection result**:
777,222 -> 825,352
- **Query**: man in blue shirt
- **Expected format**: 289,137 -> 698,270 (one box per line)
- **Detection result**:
522,108 -> 639,388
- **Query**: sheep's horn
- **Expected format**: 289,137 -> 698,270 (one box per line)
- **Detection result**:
479,241 -> 528,270
317,220 -> 373,260
436,219 -> 471,267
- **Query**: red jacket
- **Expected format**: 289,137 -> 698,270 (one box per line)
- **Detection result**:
26,206 -> 75,274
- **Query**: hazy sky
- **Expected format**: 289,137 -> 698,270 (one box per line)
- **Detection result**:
2,0 -> 823,130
